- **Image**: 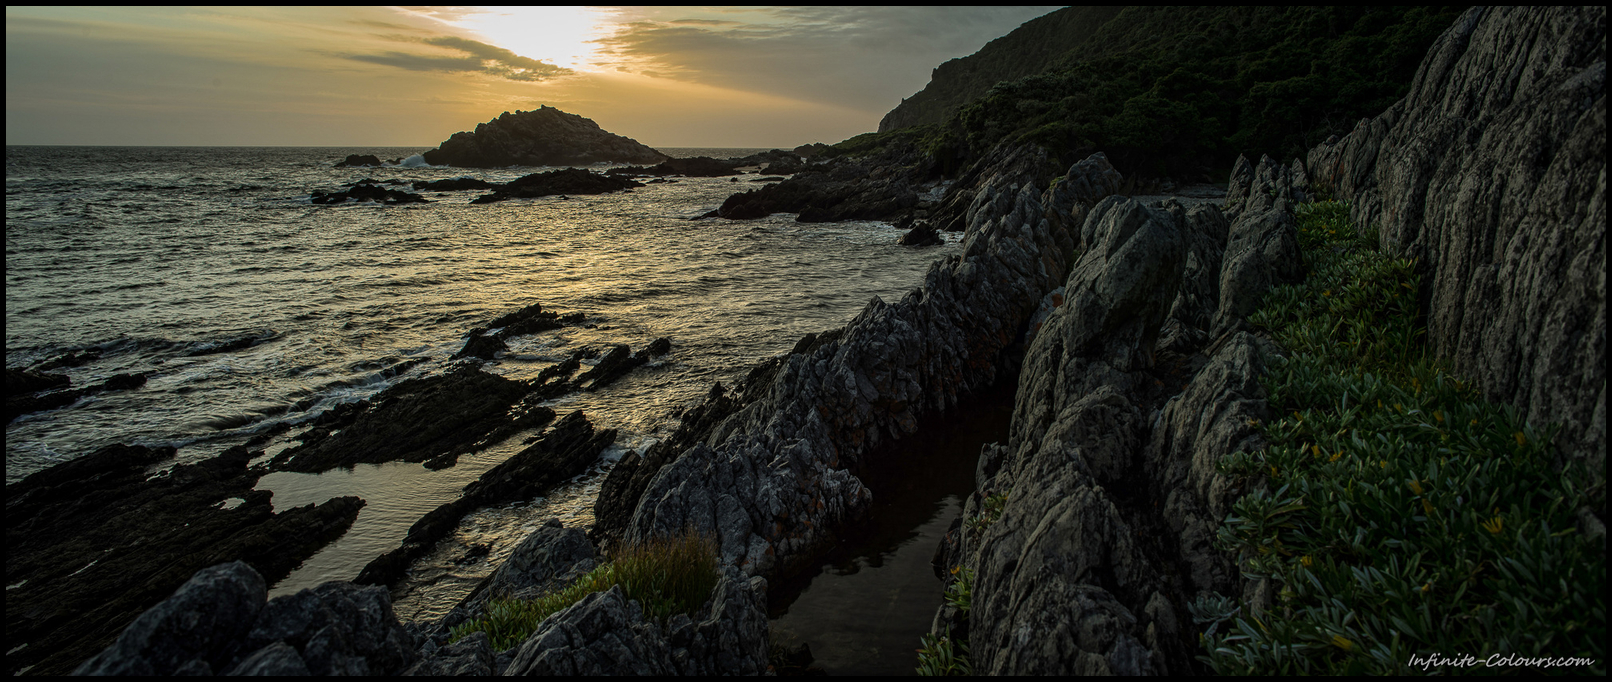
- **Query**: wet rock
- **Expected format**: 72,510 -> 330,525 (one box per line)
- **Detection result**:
711,153 -> 922,222
32,349 -> 101,371
268,364 -> 535,473
7,446 -> 363,675
1306,6 -> 1606,486
311,180 -> 429,205
896,220 -> 944,246
422,106 -> 668,168
334,154 -> 383,168
611,156 -> 741,177
355,411 -> 616,587
470,168 -> 643,204
7,371 -> 149,424
410,177 -> 496,192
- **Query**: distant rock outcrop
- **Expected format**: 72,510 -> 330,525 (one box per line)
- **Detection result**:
421,106 -> 668,168
1305,5 -> 1606,488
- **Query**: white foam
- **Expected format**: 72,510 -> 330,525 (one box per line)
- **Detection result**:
399,154 -> 434,168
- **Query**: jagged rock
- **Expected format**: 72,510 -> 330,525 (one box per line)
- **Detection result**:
1305,6 -> 1606,487
1143,332 -> 1274,602
334,154 -> 383,168
8,367 -> 70,394
78,561 -> 418,676
501,567 -> 768,675
948,192 -> 1294,675
611,156 -> 741,177
267,364 -> 536,473
463,523 -> 597,617
311,180 -> 429,205
355,411 -> 615,587
711,145 -> 930,222
421,106 -> 668,168
470,168 -> 643,204
9,446 -> 363,676
73,562 -> 265,676
1210,155 -> 1307,337
793,142 -> 831,158
234,580 -> 417,675
896,220 -> 944,246
606,146 -> 1112,579
1158,200 -> 1231,356
7,370 -> 147,424
1046,152 -> 1125,234
403,632 -> 493,676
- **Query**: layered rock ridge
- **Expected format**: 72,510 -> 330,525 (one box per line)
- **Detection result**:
421,106 -> 668,168
932,160 -> 1307,674
1305,6 -> 1606,489
601,147 -> 1124,581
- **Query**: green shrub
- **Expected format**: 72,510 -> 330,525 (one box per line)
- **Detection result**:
944,566 -> 974,617
916,627 -> 973,676
449,531 -> 720,652
965,492 -> 1009,534
1203,201 -> 1606,674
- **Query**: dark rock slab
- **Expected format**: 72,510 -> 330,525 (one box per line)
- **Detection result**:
421,106 -> 668,168
470,167 -> 643,204
334,154 -> 383,168
267,364 -> 537,473
7,371 -> 148,425
1305,5 -> 1607,487
411,176 -> 496,192
311,179 -> 429,205
6,445 -> 364,676
354,411 -> 617,587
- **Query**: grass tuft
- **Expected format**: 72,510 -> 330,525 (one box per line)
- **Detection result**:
449,531 -> 720,652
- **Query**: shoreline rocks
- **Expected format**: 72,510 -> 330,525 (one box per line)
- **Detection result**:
597,145 -> 1121,583
469,168 -> 644,204
6,445 -> 364,676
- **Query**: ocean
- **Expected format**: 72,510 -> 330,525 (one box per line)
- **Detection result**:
5,145 -> 962,630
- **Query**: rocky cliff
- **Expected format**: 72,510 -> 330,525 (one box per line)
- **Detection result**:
879,7 -> 1125,132
1306,5 -> 1606,490
421,106 -> 668,168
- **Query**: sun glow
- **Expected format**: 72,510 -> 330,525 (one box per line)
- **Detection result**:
440,6 -> 616,71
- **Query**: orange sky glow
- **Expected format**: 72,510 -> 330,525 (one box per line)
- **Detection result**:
6,6 -> 1059,148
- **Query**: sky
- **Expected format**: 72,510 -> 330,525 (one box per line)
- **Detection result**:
5,6 -> 1061,149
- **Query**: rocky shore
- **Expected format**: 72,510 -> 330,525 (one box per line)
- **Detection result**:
43,5 -> 1604,676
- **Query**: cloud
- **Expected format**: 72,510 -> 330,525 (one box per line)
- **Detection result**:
341,34 -> 572,82
588,7 -> 1061,112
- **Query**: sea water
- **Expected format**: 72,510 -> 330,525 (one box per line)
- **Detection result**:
5,145 -> 965,670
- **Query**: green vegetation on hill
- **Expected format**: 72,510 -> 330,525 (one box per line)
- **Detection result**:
879,7 -> 1125,132
859,7 -> 1465,180
1197,201 -> 1605,674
